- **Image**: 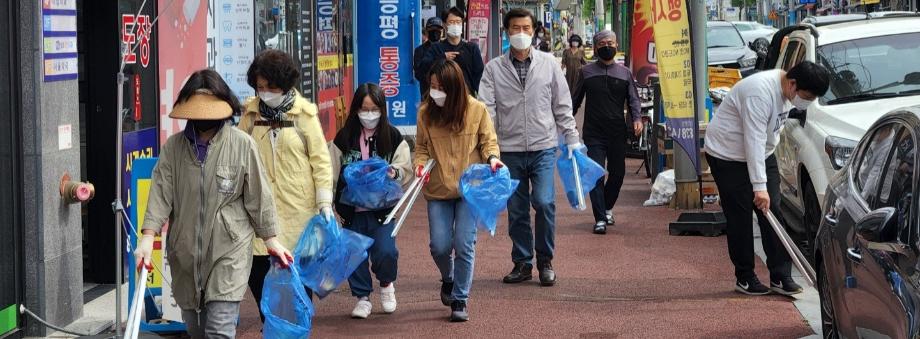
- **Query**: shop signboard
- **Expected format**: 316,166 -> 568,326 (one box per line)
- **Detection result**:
630,0 -> 658,86
356,0 -> 420,135
42,0 -> 78,81
467,0 -> 490,61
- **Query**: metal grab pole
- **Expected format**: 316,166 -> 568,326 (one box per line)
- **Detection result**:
572,153 -> 586,210
124,266 -> 148,339
383,159 -> 435,225
390,180 -> 425,238
765,211 -> 817,286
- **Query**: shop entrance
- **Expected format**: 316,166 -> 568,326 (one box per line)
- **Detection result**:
0,0 -> 23,336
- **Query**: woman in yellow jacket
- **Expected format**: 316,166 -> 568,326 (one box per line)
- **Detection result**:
414,59 -> 502,322
237,50 -> 334,322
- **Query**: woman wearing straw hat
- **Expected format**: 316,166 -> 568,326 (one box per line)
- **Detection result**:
135,69 -> 293,338
237,49 -> 335,322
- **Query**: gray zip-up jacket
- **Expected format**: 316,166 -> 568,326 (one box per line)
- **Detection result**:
479,50 -> 580,152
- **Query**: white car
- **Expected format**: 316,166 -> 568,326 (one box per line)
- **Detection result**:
732,21 -> 777,45
773,16 -> 920,243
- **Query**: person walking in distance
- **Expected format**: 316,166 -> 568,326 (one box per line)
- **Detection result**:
478,8 -> 582,287
561,34 -> 586,96
418,7 -> 486,95
414,17 -> 444,97
704,61 -> 830,296
571,30 -> 643,234
415,59 -> 502,322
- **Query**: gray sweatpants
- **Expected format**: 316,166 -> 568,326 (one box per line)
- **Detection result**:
181,301 -> 240,339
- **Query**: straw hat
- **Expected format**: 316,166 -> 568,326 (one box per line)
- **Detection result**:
168,89 -> 233,120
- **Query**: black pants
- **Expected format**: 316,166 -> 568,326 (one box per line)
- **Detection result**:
586,131 -> 627,223
707,154 -> 792,282
248,255 -> 313,323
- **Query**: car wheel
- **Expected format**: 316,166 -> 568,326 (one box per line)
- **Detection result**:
818,261 -> 839,339
803,181 -> 821,260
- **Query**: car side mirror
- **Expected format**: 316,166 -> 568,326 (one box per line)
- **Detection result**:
855,207 -> 899,243
788,108 -> 806,127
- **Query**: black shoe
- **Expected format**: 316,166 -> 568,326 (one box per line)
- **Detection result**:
440,280 -> 454,306
502,263 -> 533,284
450,300 -> 469,322
537,260 -> 556,286
593,221 -> 607,234
771,278 -> 804,296
735,277 -> 770,295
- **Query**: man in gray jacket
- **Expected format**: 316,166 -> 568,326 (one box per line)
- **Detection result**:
479,8 -> 582,287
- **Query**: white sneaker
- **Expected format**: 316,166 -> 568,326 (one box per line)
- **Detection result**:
351,298 -> 372,319
380,283 -> 397,313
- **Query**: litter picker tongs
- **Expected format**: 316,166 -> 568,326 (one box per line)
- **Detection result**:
124,265 -> 149,339
766,210 -> 817,286
388,159 -> 437,237
572,152 -> 587,210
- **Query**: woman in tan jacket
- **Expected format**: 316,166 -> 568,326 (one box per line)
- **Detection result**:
237,50 -> 334,323
414,59 -> 502,322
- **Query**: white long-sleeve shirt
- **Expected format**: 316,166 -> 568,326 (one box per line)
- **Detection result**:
704,70 -> 791,191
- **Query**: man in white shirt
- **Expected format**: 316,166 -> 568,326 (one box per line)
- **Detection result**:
704,61 -> 830,296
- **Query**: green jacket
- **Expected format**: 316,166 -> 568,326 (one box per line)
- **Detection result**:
142,123 -> 279,311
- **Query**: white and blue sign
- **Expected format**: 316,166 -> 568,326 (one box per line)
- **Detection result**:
42,0 -> 78,82
355,0 -> 421,135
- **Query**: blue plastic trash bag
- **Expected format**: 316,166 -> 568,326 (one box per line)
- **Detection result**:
261,260 -> 314,339
341,157 -> 404,210
459,164 -> 520,236
293,215 -> 375,298
557,143 -> 606,209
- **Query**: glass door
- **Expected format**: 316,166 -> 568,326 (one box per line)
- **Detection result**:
0,0 -> 22,335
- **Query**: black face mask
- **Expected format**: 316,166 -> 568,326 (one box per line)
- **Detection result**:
190,119 -> 223,132
596,46 -> 616,61
428,30 -> 442,42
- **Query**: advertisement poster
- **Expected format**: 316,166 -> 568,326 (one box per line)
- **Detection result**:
652,0 -> 700,173
467,0 -> 490,61
157,0 -> 207,144
356,0 -> 420,135
120,1 -> 160,134
314,0 -> 353,140
122,128 -> 158,218
207,0 -> 255,102
630,0 -> 658,86
300,0 -> 315,100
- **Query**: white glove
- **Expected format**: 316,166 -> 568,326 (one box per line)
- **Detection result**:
133,234 -> 155,271
319,203 -> 335,223
264,237 -> 293,268
567,142 -> 584,159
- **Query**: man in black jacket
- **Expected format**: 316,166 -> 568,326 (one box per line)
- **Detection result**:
571,30 -> 642,235
418,7 -> 485,95
414,17 -> 444,96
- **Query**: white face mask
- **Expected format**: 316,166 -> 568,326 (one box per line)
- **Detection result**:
792,94 -> 813,110
446,24 -> 463,38
570,41 -> 580,48
358,110 -> 381,129
259,91 -> 284,108
510,33 -> 532,50
430,89 -> 447,107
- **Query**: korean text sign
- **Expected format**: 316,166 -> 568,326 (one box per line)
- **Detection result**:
652,0 -> 701,172
355,0 -> 420,134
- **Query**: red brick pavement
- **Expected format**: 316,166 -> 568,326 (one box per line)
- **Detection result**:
235,159 -> 813,338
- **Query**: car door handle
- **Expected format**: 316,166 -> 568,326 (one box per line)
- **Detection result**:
847,247 -> 862,261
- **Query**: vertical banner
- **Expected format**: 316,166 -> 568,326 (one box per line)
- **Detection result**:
157,0 -> 207,144
356,0 -> 420,135
630,0 -> 658,86
315,0 -> 342,140
215,1 -> 256,102
467,0 -> 490,61
300,0 -> 316,101
652,0 -> 700,172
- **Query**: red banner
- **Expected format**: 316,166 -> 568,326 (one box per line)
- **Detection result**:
630,0 -> 658,86
157,0 -> 207,144
467,0 -> 490,61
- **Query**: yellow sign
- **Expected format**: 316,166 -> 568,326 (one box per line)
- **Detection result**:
317,55 -> 340,71
346,54 -> 354,67
861,0 -> 880,4
136,178 -> 162,288
651,0 -> 695,120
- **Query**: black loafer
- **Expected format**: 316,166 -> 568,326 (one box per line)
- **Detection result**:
502,262 -> 533,284
440,280 -> 454,306
593,221 -> 607,234
537,260 -> 556,286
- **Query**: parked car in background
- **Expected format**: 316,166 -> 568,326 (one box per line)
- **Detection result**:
815,105 -> 920,338
771,16 -> 920,252
707,21 -> 758,76
801,11 -> 920,26
732,21 -> 777,44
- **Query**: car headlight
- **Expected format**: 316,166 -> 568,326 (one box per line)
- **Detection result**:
824,136 -> 858,171
738,56 -> 756,68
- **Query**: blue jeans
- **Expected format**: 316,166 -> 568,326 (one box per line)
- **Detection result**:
345,212 -> 399,298
501,149 -> 557,264
427,199 -> 477,301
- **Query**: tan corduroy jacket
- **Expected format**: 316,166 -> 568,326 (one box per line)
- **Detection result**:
414,96 -> 501,200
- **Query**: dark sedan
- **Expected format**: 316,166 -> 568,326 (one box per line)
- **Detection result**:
816,105 -> 920,338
